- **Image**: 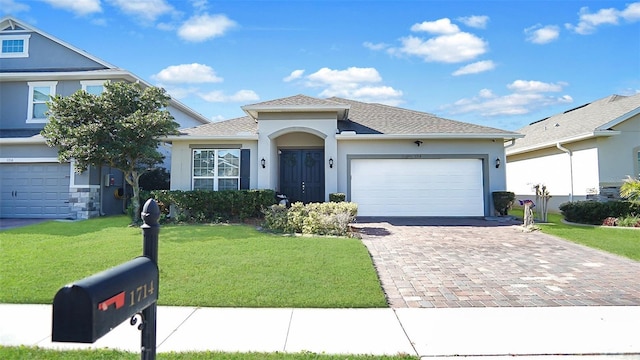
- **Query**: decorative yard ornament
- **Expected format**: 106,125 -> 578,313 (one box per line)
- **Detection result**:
519,199 -> 535,227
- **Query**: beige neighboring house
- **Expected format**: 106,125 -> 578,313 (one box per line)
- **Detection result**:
168,94 -> 523,217
506,93 -> 640,211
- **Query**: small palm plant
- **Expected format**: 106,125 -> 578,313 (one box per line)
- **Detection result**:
620,176 -> 640,203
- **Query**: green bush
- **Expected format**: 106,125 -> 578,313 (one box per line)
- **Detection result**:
263,201 -> 358,236
492,191 -> 515,215
329,193 -> 346,202
559,200 -> 640,225
146,189 -> 276,223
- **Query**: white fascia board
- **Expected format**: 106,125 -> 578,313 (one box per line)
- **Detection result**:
0,69 -> 137,82
241,104 -> 350,120
596,107 -> 640,130
505,130 -> 620,156
164,135 -> 259,142
335,133 -> 524,140
0,136 -> 47,144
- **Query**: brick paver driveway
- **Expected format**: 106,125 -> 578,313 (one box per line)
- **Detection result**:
355,217 -> 640,308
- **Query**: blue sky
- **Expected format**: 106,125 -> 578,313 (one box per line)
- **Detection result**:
3,0 -> 639,130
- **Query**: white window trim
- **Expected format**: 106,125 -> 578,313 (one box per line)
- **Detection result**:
81,80 -> 108,94
192,149 -> 241,191
26,81 -> 57,123
0,34 -> 30,58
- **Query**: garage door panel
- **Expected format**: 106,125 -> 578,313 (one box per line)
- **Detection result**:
351,158 -> 484,217
0,163 -> 71,219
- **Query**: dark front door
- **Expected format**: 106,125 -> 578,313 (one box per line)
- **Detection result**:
279,149 -> 325,203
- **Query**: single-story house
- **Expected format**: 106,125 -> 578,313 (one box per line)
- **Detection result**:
168,95 -> 523,217
506,93 -> 640,211
0,16 -> 210,219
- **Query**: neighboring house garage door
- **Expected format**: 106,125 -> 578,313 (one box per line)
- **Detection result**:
0,163 -> 72,219
351,158 -> 485,217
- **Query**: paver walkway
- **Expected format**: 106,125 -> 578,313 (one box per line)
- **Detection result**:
355,217 -> 640,308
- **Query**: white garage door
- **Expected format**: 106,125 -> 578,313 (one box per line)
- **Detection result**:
351,158 -> 485,216
0,163 -> 72,218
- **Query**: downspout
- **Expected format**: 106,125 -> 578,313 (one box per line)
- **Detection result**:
556,142 -> 574,202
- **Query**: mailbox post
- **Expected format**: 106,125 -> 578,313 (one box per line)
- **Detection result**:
52,198 -> 161,360
141,199 -> 160,360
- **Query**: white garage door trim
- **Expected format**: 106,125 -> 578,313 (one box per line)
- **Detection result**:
350,158 -> 485,217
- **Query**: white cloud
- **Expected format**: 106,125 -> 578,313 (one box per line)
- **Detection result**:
452,60 -> 495,76
199,90 -> 259,103
178,13 -> 236,42
411,18 -> 460,34
621,2 -> 640,21
399,32 -> 487,63
0,0 -> 30,14
302,67 -> 403,106
152,63 -> 223,84
507,80 -> 566,93
41,0 -> 101,16
363,41 -> 388,51
283,69 -> 305,82
306,67 -> 382,86
189,0 -> 209,12
108,0 -> 173,22
443,80 -> 572,117
457,15 -> 489,29
525,24 -> 560,44
566,2 -> 640,34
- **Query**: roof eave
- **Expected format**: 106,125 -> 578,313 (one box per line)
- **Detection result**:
165,134 -> 259,142
596,106 -> 640,130
241,105 -> 350,121
506,130 -> 620,156
0,136 -> 47,145
336,133 -> 524,140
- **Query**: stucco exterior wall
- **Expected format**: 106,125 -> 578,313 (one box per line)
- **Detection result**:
170,140 -> 258,191
257,114 -> 338,197
597,115 -> 640,185
507,143 -> 599,197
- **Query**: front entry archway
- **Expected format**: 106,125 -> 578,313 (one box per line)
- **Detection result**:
279,149 -> 325,203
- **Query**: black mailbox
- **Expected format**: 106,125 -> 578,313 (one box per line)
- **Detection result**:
52,256 -> 158,343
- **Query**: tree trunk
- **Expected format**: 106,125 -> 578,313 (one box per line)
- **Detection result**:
125,170 -> 142,223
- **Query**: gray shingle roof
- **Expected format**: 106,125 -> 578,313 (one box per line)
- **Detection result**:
180,95 -> 520,138
330,97 -> 516,135
509,93 -> 640,153
243,94 -> 347,108
180,116 -> 256,136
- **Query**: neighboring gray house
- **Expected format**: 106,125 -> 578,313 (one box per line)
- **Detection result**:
506,93 -> 640,211
168,95 -> 523,217
0,16 -> 210,219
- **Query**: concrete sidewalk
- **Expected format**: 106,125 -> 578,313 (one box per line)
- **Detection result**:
1,304 -> 640,358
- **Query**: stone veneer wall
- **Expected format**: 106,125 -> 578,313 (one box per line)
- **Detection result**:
69,187 -> 100,219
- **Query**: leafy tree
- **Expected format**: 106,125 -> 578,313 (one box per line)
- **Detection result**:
620,176 -> 640,203
41,81 -> 180,223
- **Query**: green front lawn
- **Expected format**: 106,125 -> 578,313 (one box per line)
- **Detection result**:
510,209 -> 640,261
0,216 -> 387,308
0,347 -> 417,360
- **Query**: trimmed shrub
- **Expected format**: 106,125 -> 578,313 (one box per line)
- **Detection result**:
329,193 -> 346,202
559,200 -> 640,225
263,201 -> 358,236
147,189 -> 276,223
492,191 -> 515,216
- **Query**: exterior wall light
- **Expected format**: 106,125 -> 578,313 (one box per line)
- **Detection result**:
329,158 -> 334,168
261,158 -> 266,168
495,157 -> 501,168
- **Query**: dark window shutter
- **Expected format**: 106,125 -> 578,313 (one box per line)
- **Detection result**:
240,149 -> 250,189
